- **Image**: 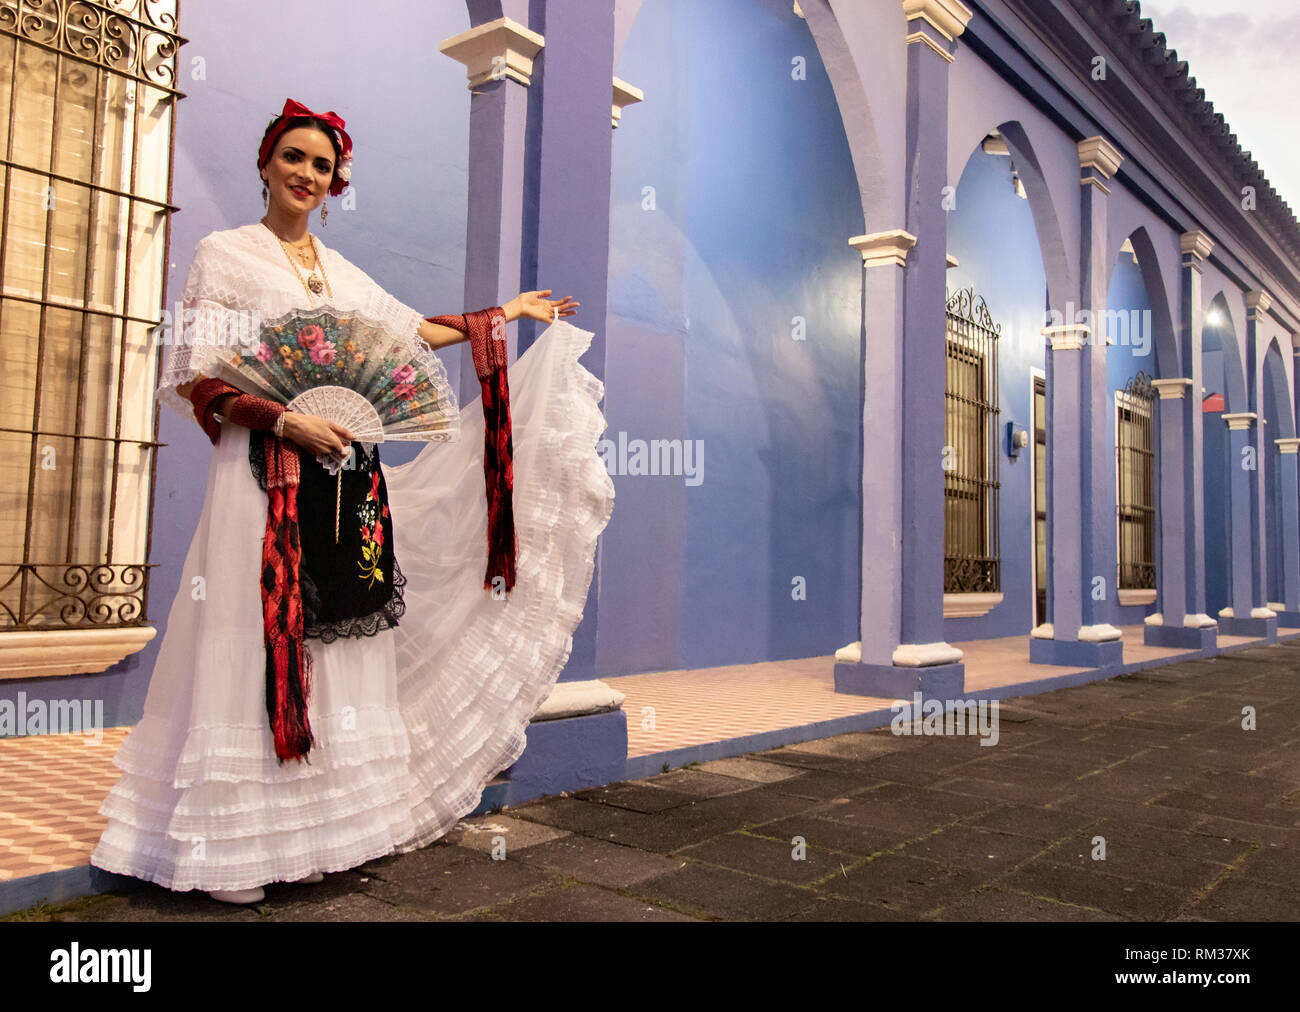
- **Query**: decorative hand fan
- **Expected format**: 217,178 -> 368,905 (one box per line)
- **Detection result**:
213,305 -> 460,469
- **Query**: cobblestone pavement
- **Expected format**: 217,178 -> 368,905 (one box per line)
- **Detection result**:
9,642 -> 1300,922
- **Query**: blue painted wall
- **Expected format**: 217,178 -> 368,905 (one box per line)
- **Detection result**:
2,0 -> 472,729
599,0 -> 864,675
1265,369 -> 1282,602
942,144 -> 1047,641
1104,248 -> 1157,626
1202,318 -> 1230,614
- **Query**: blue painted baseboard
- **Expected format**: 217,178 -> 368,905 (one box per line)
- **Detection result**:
1143,623 -> 1217,650
1029,636 -> 1124,667
833,660 -> 965,698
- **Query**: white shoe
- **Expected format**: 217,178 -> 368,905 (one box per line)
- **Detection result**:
290,871 -> 324,884
208,886 -> 265,904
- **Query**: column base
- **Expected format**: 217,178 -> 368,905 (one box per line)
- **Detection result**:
1143,623 -> 1217,650
834,659 -> 965,699
502,709 -> 628,804
1274,611 -> 1300,628
1218,615 -> 1278,639
1029,636 -> 1123,668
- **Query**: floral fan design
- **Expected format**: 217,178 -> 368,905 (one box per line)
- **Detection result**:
214,305 -> 460,465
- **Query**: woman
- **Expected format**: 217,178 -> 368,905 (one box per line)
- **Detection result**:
89,99 -> 615,905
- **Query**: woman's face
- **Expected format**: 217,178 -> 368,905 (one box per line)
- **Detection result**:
261,125 -> 336,216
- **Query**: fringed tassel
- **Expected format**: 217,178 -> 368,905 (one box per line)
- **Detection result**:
261,432 -> 314,764
424,307 -> 517,593
481,360 -> 516,591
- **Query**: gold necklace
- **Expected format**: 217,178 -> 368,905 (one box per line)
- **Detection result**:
261,217 -> 314,263
263,220 -> 332,298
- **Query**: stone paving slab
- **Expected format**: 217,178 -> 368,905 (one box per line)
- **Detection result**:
8,641 -> 1300,922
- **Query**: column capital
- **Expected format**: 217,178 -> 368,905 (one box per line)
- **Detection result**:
1222,411 -> 1258,430
849,228 -> 917,268
902,0 -> 973,40
1041,322 -> 1090,350
1078,136 -> 1123,179
439,16 -> 545,89
612,76 -> 644,128
1151,377 -> 1194,399
1180,229 -> 1214,262
902,0 -> 972,61
1275,438 -> 1300,455
1244,289 -> 1272,317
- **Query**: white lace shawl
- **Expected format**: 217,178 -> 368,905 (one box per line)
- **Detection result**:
156,222 -> 460,441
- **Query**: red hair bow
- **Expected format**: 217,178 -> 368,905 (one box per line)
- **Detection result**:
259,98 -> 354,197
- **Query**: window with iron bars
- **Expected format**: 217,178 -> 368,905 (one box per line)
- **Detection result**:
944,287 -> 1000,595
0,0 -> 183,676
1116,372 -> 1156,591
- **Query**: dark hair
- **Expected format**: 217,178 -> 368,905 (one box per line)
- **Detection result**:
257,115 -> 343,188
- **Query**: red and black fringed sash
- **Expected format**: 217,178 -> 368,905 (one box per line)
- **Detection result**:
423,307 -> 516,593
188,378 -> 315,764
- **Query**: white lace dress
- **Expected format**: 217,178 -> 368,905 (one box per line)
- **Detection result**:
89,223 -> 615,891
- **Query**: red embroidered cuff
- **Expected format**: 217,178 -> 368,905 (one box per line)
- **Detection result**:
424,307 -> 507,380
187,378 -> 242,445
185,379 -> 286,445
225,393 -> 286,433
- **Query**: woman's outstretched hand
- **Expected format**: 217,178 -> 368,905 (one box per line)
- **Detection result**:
506,290 -> 579,324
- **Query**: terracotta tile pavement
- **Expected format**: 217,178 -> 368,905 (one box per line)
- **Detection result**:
2,625 -> 1288,885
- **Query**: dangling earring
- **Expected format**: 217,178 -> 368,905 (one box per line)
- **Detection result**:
261,179 -> 268,208
320,198 -> 328,226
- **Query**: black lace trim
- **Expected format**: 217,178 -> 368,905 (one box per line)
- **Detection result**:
305,555 -> 407,644
248,432 -> 405,644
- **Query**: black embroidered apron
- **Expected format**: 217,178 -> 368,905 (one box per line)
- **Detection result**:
249,435 -> 405,643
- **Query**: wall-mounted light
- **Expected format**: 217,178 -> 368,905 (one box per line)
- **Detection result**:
1206,307 -> 1224,326
1007,422 -> 1030,458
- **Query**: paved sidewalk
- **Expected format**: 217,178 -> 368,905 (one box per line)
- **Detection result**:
8,642 -> 1300,922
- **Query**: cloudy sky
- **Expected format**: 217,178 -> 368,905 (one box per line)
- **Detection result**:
1140,1 -> 1300,214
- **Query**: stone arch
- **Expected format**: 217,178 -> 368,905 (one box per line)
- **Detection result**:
796,0 -> 899,229
1204,290 -> 1248,414
989,121 -> 1071,308
1262,340 -> 1292,605
615,0 -> 897,229
1118,226 -> 1180,378
1264,337 -> 1295,439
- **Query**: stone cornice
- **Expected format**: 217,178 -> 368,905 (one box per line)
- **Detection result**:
1151,378 -> 1193,399
439,17 -> 545,89
848,229 -> 917,268
1078,136 -> 1123,179
1041,322 -> 1090,350
902,0 -> 974,41
905,30 -> 955,63
612,76 -> 643,128
983,3 -> 1300,334
1180,229 -> 1214,261
1244,289 -> 1272,317
1062,0 -> 1300,269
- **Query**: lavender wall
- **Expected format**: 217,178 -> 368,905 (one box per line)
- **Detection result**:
597,0 -> 864,676
942,144 -> 1047,641
1105,250 -> 1157,626
2,0 -> 473,728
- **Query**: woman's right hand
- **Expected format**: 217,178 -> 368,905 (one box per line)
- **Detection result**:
281,411 -> 354,459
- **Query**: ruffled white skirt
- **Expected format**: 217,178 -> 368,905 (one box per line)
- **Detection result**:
90,318 -> 615,892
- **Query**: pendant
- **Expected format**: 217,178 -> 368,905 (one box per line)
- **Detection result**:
308,274 -> 323,294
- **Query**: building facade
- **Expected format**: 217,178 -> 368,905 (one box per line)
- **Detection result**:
2,0 -> 1299,801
